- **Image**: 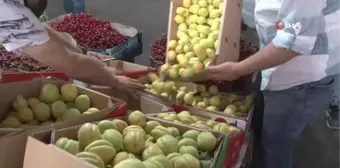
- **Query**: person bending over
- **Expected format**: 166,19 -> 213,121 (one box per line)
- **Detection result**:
0,0 -> 144,97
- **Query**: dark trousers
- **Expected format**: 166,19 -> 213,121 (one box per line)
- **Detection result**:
250,72 -> 265,168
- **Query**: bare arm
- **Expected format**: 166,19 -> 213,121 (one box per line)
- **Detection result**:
22,39 -> 120,87
207,0 -> 324,81
0,2 -> 127,89
234,43 -> 298,77
0,2 -> 144,93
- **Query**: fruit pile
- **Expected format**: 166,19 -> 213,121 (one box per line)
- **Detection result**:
151,34 -> 167,63
143,73 -> 253,118
239,35 -> 258,60
54,111 -> 219,168
0,46 -> 53,72
0,83 -> 100,128
155,111 -> 241,136
159,0 -> 225,80
150,33 -> 258,68
144,73 -> 177,100
0,46 -> 107,72
176,84 -> 253,117
51,13 -> 130,50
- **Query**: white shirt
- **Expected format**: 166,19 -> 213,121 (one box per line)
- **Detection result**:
254,0 -> 340,90
0,0 -> 49,51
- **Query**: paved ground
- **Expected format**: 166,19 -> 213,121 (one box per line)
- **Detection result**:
46,1 -> 339,167
295,112 -> 339,168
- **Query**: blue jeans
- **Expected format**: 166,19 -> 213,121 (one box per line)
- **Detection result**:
63,0 -> 85,13
330,74 -> 339,107
261,76 -> 334,168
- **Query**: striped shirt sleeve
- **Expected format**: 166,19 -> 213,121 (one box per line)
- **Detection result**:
0,0 -> 49,52
272,0 -> 325,55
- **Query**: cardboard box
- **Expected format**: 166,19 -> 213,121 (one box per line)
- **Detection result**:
0,78 -> 125,134
136,76 -> 253,124
0,78 -> 126,168
90,88 -> 248,168
103,60 -> 153,73
87,51 -> 110,60
88,86 -> 131,105
186,105 -> 253,130
147,111 -> 246,168
0,128 -> 24,138
89,85 -> 174,113
23,116 -> 223,168
74,60 -> 155,88
164,0 -> 242,81
134,82 -> 248,168
24,136 -> 95,168
0,110 -> 124,168
0,129 -> 53,168
167,0 -> 242,63
146,109 -> 247,132
136,76 -> 196,106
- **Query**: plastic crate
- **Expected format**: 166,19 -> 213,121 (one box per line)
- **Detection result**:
106,102 -> 128,118
0,72 -> 69,83
116,69 -> 157,79
224,132 -> 246,168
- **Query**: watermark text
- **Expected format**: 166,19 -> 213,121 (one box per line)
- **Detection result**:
275,20 -> 302,35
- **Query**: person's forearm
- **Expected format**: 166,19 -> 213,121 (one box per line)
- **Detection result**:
42,23 -> 83,54
234,43 -> 298,76
69,52 -> 120,86
22,39 -> 119,87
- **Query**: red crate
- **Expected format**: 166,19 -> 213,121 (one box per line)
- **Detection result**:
225,131 -> 245,168
116,69 -> 157,79
106,102 -> 128,118
0,72 -> 69,83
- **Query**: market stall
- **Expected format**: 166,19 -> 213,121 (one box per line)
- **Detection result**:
0,0 -> 258,167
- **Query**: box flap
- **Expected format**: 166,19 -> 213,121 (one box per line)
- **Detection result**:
24,137 -> 94,168
89,86 -> 130,102
106,60 -> 150,72
140,96 -> 172,113
0,132 -> 32,168
0,128 -> 53,168
0,128 -> 24,138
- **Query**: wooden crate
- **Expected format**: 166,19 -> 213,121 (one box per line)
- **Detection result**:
166,0 -> 242,66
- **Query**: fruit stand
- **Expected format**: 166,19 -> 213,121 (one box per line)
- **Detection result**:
0,0 -> 257,167
23,112 -> 225,168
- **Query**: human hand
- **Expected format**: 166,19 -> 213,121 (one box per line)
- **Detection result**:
205,62 -> 241,81
115,76 -> 145,99
42,23 -> 84,54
